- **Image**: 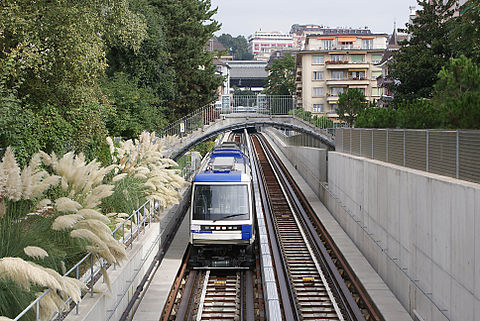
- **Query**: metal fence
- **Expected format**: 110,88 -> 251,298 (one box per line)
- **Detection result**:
335,128 -> 480,184
161,95 -> 295,138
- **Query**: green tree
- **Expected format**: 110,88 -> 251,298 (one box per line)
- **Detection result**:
264,53 -> 295,96
106,0 -> 176,104
389,0 -> 456,102
102,72 -> 168,139
0,0 -> 147,162
216,34 -> 253,60
432,55 -> 480,128
450,1 -> 480,64
336,89 -> 367,127
155,0 -> 222,117
355,107 -> 398,128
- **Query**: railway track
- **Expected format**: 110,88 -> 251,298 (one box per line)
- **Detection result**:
162,260 -> 256,321
251,134 -> 368,321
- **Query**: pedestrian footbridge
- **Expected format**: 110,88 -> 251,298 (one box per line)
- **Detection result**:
159,96 -> 338,160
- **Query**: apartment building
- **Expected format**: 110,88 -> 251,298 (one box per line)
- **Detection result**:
295,30 -> 387,119
247,31 -> 294,61
290,24 -> 373,50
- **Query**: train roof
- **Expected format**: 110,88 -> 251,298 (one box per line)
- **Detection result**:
194,171 -> 249,183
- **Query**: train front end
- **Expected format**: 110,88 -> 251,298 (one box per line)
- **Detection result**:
189,152 -> 254,268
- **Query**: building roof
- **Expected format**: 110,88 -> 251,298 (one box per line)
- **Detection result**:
227,61 -> 268,79
206,39 -> 227,52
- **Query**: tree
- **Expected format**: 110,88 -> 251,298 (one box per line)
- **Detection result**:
432,55 -> 480,128
216,34 -> 253,60
102,72 -> 168,139
106,0 -> 175,104
450,1 -> 480,64
0,0 -> 147,162
389,0 -> 456,102
336,89 -> 367,127
264,53 -> 295,96
154,0 -> 222,117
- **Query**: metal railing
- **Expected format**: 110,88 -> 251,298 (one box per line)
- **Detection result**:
160,95 -> 296,138
13,198 -> 162,321
335,128 -> 480,184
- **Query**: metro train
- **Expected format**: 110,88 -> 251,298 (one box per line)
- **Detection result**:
189,139 -> 255,268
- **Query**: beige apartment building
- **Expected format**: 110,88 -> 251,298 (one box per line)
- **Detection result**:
295,31 -> 387,119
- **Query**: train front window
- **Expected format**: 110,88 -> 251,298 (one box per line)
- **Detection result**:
193,184 -> 249,221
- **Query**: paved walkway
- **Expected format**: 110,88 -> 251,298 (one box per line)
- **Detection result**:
132,214 -> 189,321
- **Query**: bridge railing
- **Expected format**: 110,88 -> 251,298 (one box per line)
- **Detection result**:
336,128 -> 480,184
160,95 -> 296,138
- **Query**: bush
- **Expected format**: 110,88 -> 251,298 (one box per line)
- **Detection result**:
355,107 -> 397,128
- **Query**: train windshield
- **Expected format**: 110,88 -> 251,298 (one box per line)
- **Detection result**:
193,184 -> 250,221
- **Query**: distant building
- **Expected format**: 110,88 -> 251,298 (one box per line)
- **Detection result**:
247,31 -> 294,61
206,38 -> 233,60
295,28 -> 388,119
227,60 -> 268,93
375,28 -> 408,107
290,24 -> 373,50
213,59 -> 230,97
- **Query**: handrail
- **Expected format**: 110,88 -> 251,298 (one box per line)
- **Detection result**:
13,198 -> 159,321
13,168 -> 193,321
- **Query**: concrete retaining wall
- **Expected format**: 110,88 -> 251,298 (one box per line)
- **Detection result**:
263,128 -> 327,187
328,152 -> 480,321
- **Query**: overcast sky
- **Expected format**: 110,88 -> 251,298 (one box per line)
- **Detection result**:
210,0 -> 419,37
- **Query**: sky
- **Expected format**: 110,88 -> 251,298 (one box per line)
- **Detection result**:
210,0 -> 419,37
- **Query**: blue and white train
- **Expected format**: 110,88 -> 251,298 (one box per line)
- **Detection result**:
189,140 -> 255,268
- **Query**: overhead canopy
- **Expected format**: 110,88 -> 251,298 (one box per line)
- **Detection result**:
338,37 -> 357,42
348,68 -> 367,72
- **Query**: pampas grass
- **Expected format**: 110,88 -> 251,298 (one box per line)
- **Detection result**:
0,257 -> 63,292
23,246 -> 49,260
0,201 -> 5,219
52,214 -> 84,231
0,316 -> 14,321
2,147 -> 22,201
76,209 -> 109,224
71,229 -> 116,264
83,185 -> 114,209
55,197 -> 82,213
112,173 -> 127,182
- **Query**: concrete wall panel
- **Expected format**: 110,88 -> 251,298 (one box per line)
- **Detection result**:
327,152 -> 480,321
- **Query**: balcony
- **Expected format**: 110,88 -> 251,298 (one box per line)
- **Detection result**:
377,76 -> 394,87
326,62 -> 370,70
326,94 -> 339,102
326,77 -> 370,86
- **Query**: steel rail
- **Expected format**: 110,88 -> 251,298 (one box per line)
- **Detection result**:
262,135 -> 384,321
251,135 -> 299,321
258,134 -> 366,321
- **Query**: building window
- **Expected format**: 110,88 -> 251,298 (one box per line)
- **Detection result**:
313,71 -> 324,80
371,70 -> 382,80
322,39 -> 333,50
331,87 -> 344,96
362,39 -> 373,49
372,54 -> 383,64
331,55 -> 344,62
350,71 -> 365,80
341,42 -> 353,49
312,55 -> 324,64
313,104 -> 324,113
313,87 -> 324,97
372,87 -> 382,96
352,55 -> 365,63
331,71 -> 344,80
